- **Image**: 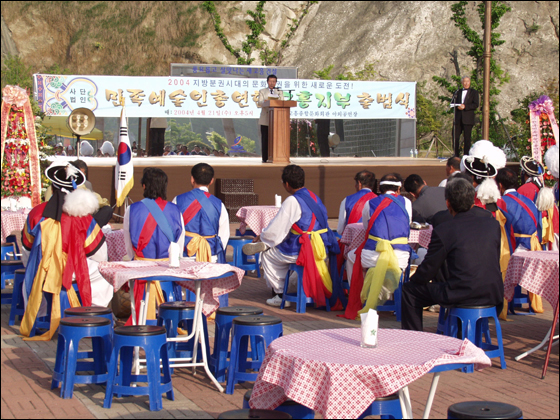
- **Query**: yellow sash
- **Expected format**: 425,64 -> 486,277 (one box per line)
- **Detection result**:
290,227 -> 333,293
513,232 -> 544,313
21,219 -> 81,341
135,256 -> 167,320
541,209 -> 555,246
495,211 -> 511,321
358,235 -> 408,316
185,231 -> 215,262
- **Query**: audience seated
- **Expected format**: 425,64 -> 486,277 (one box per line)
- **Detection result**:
404,174 -> 447,224
438,156 -> 461,187
337,170 -> 377,235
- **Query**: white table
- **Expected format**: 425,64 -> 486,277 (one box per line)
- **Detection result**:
99,260 -> 245,392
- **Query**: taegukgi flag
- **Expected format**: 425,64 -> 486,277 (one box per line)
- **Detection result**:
115,104 -> 133,207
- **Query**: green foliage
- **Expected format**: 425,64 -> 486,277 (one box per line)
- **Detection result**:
313,65 -> 335,80
432,1 -> 511,149
206,131 -> 228,151
166,120 -> 203,148
416,82 -> 447,142
527,23 -> 540,34
85,3 -> 108,18
1,54 -> 34,94
238,136 -> 256,153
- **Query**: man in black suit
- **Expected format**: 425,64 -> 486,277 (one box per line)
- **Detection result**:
401,177 -> 503,331
451,76 -> 479,156
404,174 -> 447,225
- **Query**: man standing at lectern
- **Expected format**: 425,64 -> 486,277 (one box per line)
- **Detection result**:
451,76 -> 479,156
257,75 -> 282,163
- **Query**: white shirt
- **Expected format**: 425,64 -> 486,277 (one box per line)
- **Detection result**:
172,186 -> 230,251
337,188 -> 372,235
260,195 -> 302,249
461,89 -> 468,104
123,203 -> 186,261
438,170 -> 461,187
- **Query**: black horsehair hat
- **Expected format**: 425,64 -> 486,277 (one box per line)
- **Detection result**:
45,162 -> 85,192
462,155 -> 497,178
520,156 -> 544,177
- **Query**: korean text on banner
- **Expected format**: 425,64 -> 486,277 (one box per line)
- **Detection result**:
115,105 -> 133,207
33,74 -> 416,120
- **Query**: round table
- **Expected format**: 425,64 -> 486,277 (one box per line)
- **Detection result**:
249,328 -> 491,419
236,206 -> 280,235
1,209 -> 30,243
504,250 -> 559,377
340,223 -> 433,258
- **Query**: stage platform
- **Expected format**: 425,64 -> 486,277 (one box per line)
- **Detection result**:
79,155 -> 449,218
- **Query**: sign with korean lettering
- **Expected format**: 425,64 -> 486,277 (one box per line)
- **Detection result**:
34,74 -> 416,120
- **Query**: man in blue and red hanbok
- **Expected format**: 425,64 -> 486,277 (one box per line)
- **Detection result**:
496,167 -> 544,313
242,165 -> 341,309
173,163 -> 229,263
20,162 -> 110,340
123,167 -> 185,324
336,170 -> 377,235
343,173 -> 412,320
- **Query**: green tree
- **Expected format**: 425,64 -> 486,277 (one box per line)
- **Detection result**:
206,131 -> 228,151
432,1 -> 511,148
166,120 -> 202,147
238,136 -> 256,153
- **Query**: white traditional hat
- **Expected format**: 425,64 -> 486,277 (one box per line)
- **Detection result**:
101,141 -> 115,156
80,140 -> 94,156
544,145 -> 559,179
464,140 -> 507,171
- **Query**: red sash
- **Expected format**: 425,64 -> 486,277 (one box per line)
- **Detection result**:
348,192 -> 377,224
292,215 -> 332,308
339,197 -> 393,320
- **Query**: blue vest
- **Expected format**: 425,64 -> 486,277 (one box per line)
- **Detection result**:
344,189 -> 373,225
277,188 -> 336,256
502,191 -> 542,250
364,194 -> 411,253
129,199 -> 184,259
174,190 -> 224,259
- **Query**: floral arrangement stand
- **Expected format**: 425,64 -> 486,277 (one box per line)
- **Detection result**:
529,95 -> 559,184
1,85 -> 42,208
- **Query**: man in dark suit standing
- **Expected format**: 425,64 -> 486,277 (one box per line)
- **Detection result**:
401,177 -> 503,331
451,76 -> 479,156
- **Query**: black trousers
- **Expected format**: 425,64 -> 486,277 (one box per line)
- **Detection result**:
401,281 -> 503,332
149,128 -> 165,157
453,120 -> 473,157
260,125 -> 269,162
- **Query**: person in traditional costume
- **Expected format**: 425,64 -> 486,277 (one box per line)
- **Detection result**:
343,173 -> 412,320
336,170 -> 377,236
20,162 -> 112,340
543,145 -> 559,249
123,167 -> 185,324
517,155 -> 558,251
172,163 -> 229,263
243,165 -> 339,308
401,178 -> 503,331
496,167 -> 544,313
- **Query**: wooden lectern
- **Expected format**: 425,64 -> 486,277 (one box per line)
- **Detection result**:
265,100 -> 297,164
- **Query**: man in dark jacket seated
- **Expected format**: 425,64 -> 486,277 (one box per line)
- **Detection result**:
401,177 -> 503,331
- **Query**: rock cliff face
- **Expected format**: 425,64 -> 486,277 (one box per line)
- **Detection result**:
2,1 -> 558,114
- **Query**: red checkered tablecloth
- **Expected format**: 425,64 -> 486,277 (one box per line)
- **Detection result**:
1,209 -> 29,243
236,206 -> 280,236
504,250 -> 559,309
250,328 -> 491,419
340,223 -> 433,258
105,229 -> 127,262
98,260 -> 244,316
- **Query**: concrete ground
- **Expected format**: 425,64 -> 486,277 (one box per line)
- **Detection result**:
1,224 -> 558,418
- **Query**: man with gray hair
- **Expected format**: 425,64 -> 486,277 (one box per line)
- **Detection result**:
450,76 -> 479,156
401,177 -> 503,331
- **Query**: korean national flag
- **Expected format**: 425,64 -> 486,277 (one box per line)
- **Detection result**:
115,106 -> 134,207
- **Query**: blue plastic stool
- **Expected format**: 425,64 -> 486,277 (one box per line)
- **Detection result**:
281,264 -> 331,313
218,409 -> 291,419
1,243 -> 18,260
359,393 -> 403,419
444,306 -> 507,372
211,306 -> 264,383
64,306 -> 114,363
51,317 -> 112,399
104,325 -> 174,411
226,315 -> 283,394
8,268 -> 26,324
228,237 -> 261,277
243,389 -> 314,419
376,260 -> 411,322
1,260 -> 24,297
508,285 -> 535,315
5,235 -> 20,255
235,229 -> 256,237
448,401 -> 523,419
156,301 -> 210,363
29,285 -> 82,337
